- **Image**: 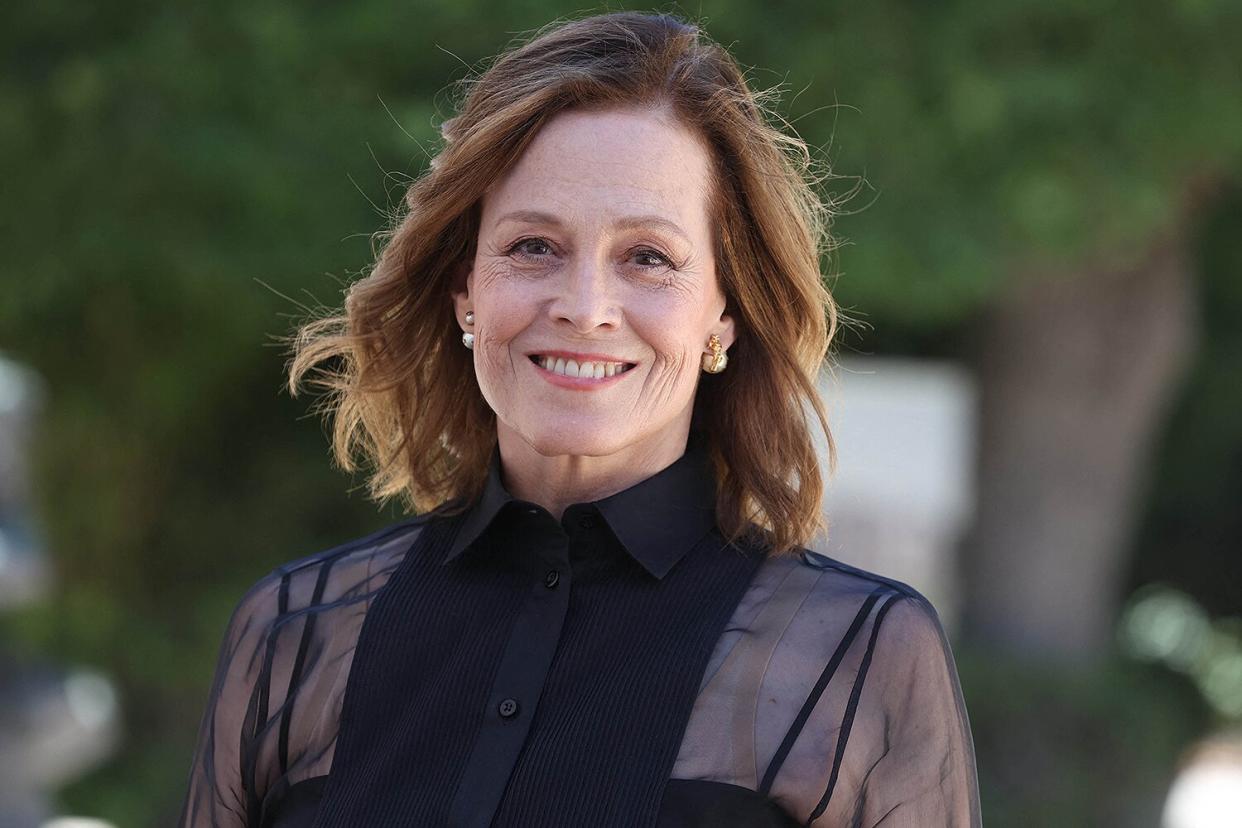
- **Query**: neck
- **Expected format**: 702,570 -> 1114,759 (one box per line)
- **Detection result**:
496,422 -> 693,521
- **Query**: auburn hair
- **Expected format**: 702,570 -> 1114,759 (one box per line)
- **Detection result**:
285,10 -> 843,556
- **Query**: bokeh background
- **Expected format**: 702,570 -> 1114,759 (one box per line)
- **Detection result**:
2,1 -> 1240,826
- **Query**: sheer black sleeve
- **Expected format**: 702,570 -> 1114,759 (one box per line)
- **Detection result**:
178,571 -> 283,827
852,593 -> 981,827
673,551 -> 981,827
176,520 -> 424,827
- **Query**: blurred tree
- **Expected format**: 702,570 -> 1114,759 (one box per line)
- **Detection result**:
1126,185 -> 1242,619
697,0 -> 1242,661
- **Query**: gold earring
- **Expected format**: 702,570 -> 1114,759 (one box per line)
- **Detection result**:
701,334 -> 728,373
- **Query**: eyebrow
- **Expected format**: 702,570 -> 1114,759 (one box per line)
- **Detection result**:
492,210 -> 691,243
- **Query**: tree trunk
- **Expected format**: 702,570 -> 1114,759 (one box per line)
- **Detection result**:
960,230 -> 1198,662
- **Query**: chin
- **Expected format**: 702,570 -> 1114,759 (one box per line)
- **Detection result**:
516,418 -> 636,459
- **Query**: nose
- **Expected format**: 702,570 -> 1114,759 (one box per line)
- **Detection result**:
547,255 -> 620,333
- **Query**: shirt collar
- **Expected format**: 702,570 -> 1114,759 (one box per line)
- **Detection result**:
440,429 -> 718,580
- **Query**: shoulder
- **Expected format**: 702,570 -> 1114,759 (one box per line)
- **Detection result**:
222,512 -> 436,638
796,548 -> 944,623
790,549 -> 962,696
273,512 -> 435,580
795,547 -> 926,602
744,546 -> 951,664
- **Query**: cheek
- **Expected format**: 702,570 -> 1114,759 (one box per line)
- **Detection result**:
475,315 -> 526,381
631,290 -> 707,364
471,264 -> 538,389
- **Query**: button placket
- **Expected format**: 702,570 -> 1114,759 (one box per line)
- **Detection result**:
446,529 -> 572,827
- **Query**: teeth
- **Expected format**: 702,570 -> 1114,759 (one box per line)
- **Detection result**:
536,356 -> 631,379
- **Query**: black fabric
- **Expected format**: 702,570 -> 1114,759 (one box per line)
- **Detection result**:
179,428 -> 982,827
263,776 -> 327,828
264,776 -> 800,828
311,481 -> 766,827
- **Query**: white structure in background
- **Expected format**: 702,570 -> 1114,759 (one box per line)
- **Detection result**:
0,353 -> 120,828
1162,732 -> 1242,828
808,356 -> 977,633
0,357 -> 48,608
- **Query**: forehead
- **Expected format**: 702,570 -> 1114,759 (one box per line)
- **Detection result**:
481,105 -> 714,228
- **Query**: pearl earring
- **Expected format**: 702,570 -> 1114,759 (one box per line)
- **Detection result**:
462,310 -> 475,349
701,334 -> 728,373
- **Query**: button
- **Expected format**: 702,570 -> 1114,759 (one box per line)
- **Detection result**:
578,515 -> 598,529
498,698 -> 520,718
543,569 -> 560,589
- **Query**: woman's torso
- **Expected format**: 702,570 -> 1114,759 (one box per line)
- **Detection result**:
179,443 -> 979,828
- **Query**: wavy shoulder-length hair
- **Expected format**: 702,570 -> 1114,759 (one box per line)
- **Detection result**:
286,10 -> 842,556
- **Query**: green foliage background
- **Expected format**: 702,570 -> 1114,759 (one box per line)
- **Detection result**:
2,1 -> 1239,824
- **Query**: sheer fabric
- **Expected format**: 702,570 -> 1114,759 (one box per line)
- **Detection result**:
179,449 -> 979,827
179,527 -> 979,826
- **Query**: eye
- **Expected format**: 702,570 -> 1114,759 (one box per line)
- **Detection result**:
630,247 -> 674,269
506,237 -> 554,260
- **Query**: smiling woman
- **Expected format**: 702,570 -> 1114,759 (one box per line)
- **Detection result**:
178,10 -> 981,828
457,105 -> 733,493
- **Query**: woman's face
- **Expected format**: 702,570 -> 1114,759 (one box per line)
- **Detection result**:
452,105 -> 735,461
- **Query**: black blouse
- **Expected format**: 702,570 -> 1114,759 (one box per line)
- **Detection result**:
178,430 -> 981,827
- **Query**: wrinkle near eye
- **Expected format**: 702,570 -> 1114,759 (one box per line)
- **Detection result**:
476,257 -> 536,287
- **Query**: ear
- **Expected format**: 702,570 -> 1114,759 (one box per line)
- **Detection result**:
712,302 -> 737,352
449,259 -> 473,328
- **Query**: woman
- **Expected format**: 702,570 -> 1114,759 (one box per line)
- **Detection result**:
180,11 -> 980,828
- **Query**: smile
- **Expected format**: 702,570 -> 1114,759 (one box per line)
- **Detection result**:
527,352 -> 637,388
